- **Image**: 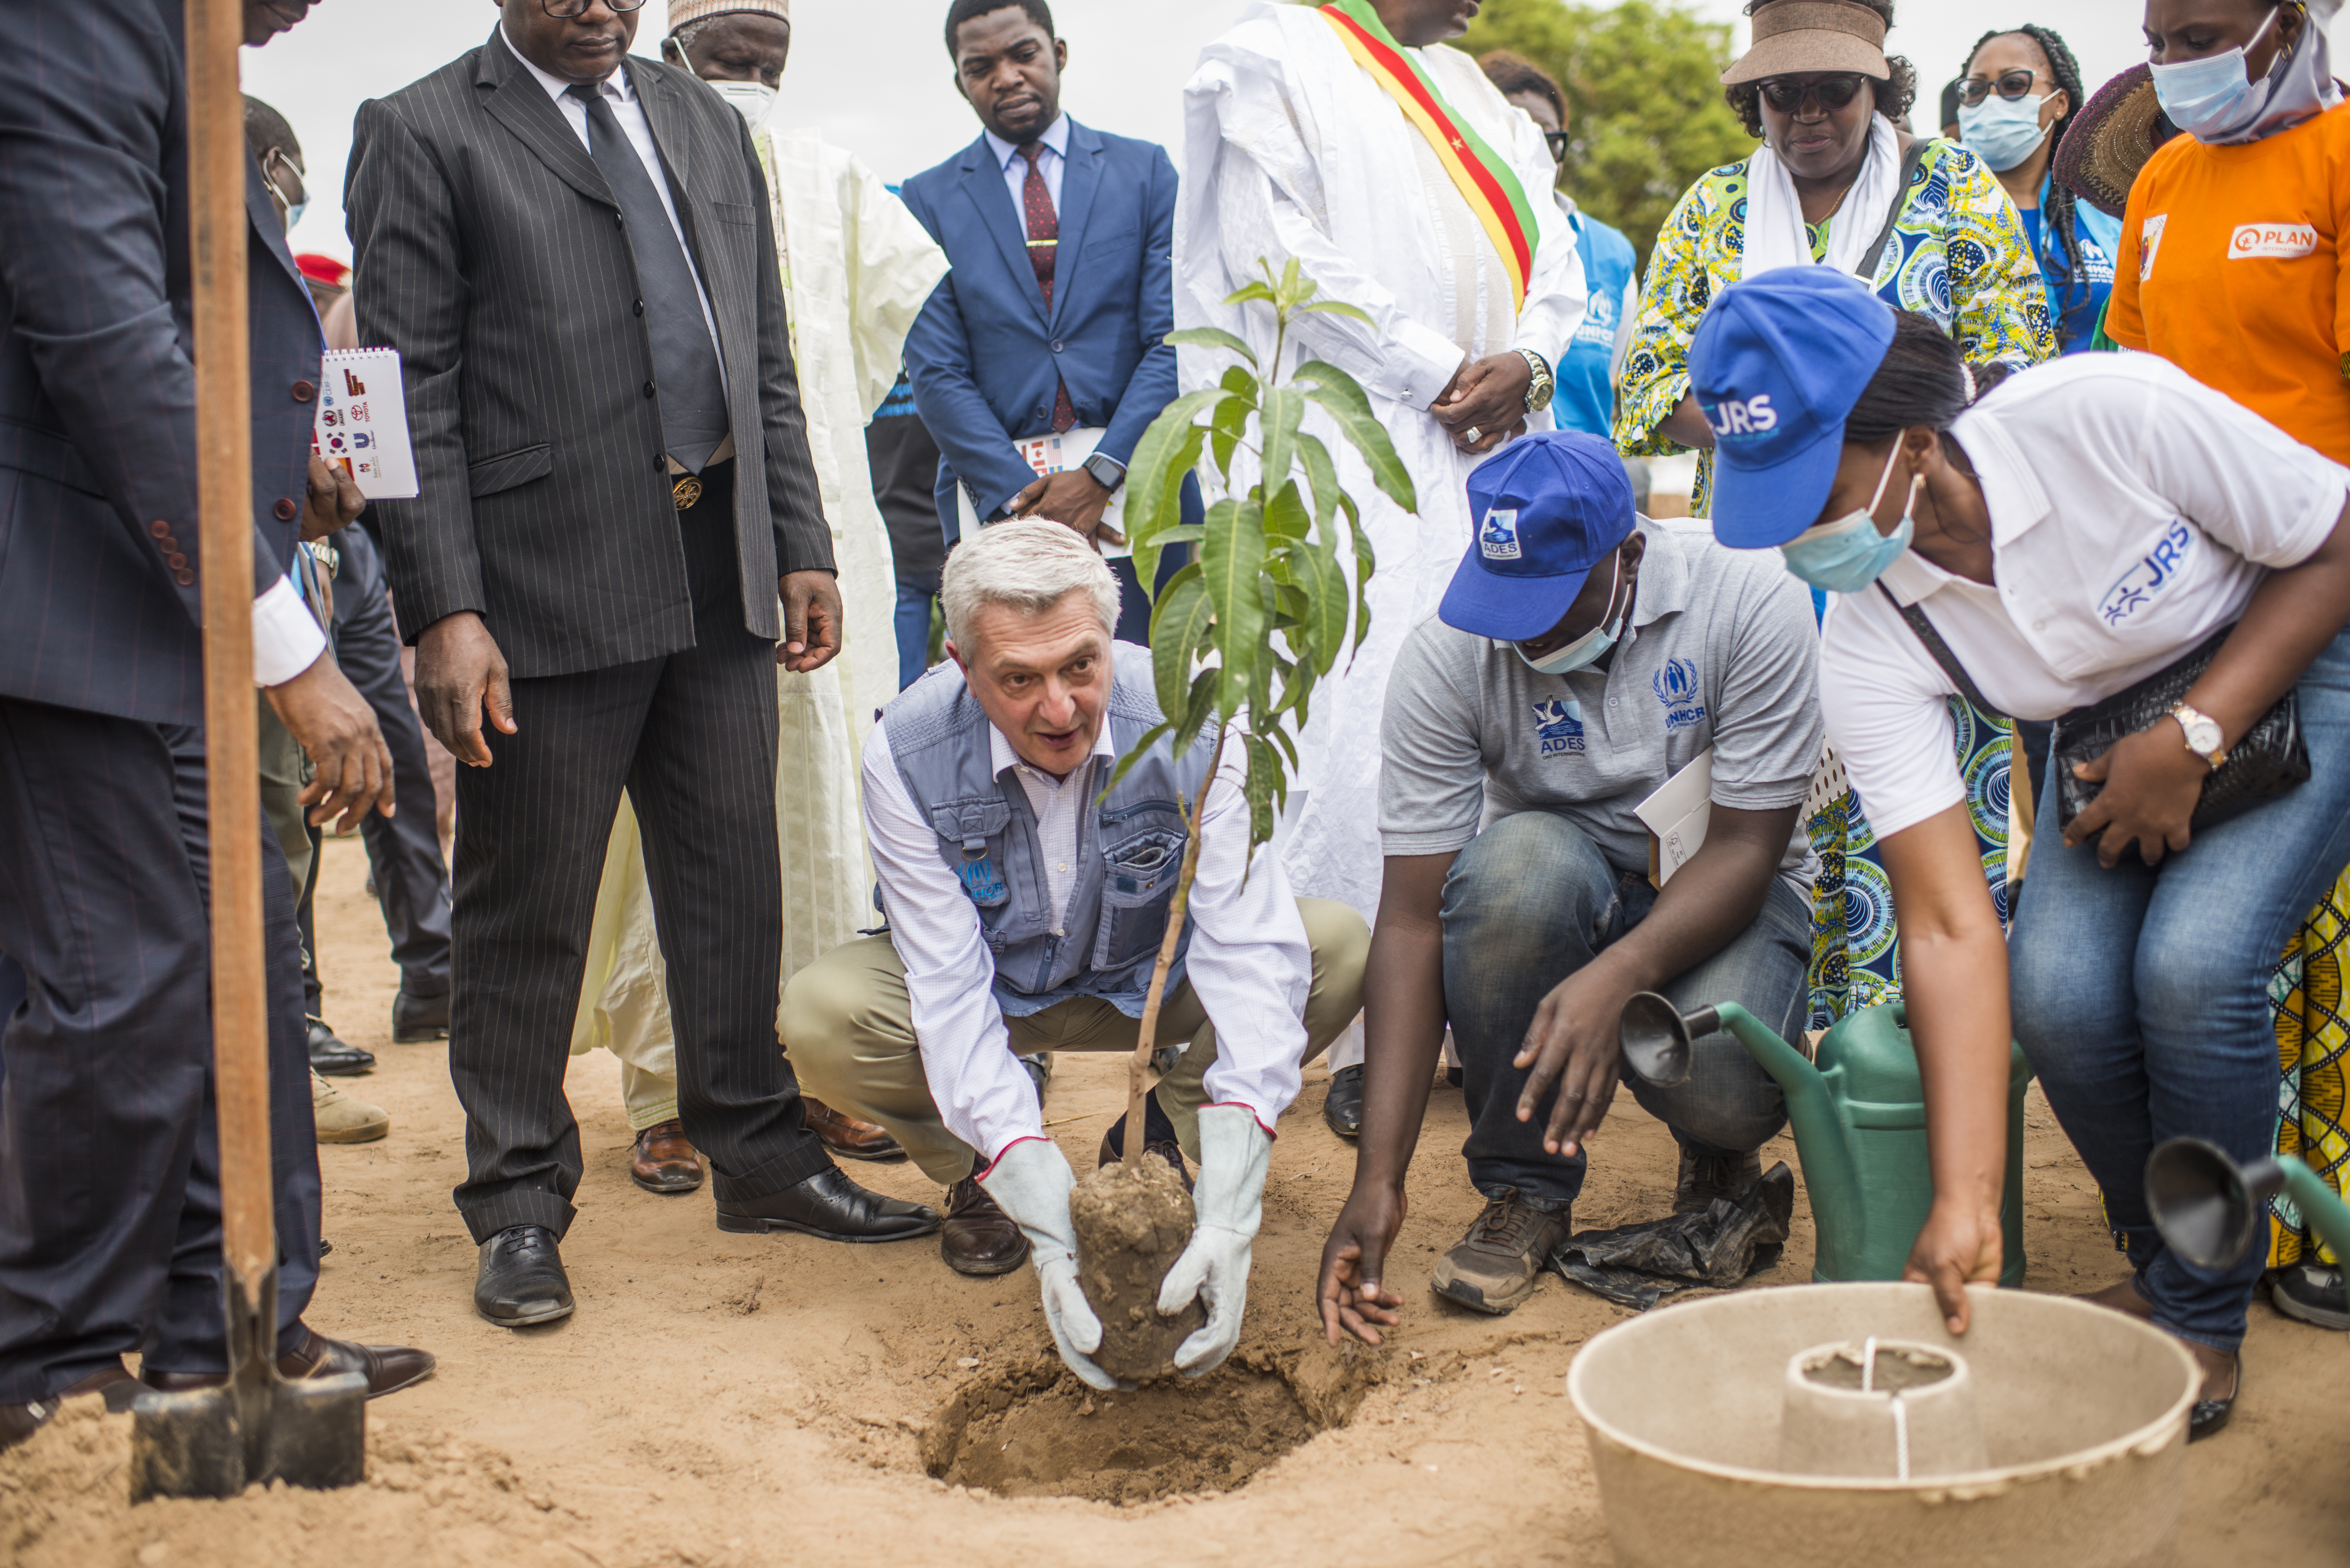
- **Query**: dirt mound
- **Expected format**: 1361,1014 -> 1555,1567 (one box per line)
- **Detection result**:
920,1345 -> 1384,1505
1069,1157 -> 1206,1383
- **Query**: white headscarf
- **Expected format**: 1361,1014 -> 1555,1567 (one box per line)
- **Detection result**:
1741,112 -> 1903,279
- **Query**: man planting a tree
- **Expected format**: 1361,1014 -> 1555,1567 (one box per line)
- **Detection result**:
783,520 -> 1368,1388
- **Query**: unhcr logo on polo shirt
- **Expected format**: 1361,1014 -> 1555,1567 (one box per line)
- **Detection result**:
1480,506 -> 1522,561
1532,698 -> 1585,755
1653,658 -> 1707,732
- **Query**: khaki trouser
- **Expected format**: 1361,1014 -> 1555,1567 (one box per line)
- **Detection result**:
782,898 -> 1370,1185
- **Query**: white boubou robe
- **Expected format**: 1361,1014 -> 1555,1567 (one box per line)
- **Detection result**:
1177,3 -> 1587,999
569,126 -> 950,1119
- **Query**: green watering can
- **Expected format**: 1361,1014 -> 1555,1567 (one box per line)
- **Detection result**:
1618,994 -> 2033,1286
2147,1136 -> 2350,1270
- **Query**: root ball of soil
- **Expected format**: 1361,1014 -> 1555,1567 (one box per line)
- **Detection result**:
1067,1158 -> 1206,1383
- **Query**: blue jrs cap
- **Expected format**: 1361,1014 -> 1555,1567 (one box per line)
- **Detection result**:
1439,431 -> 1636,643
1689,266 -> 1897,549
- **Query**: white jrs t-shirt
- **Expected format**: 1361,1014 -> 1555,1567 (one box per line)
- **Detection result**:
1821,352 -> 2348,841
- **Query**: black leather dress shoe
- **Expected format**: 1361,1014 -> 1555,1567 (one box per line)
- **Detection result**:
307,1016 -> 376,1076
474,1224 -> 575,1328
0,1360 -> 143,1452
392,987 -> 450,1044
1324,1063 -> 1365,1139
2188,1352 -> 2241,1442
714,1164 -> 941,1242
142,1327 -> 435,1401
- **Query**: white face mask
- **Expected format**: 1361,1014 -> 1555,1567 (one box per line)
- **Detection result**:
1516,555 -> 1626,677
710,79 -> 778,130
1957,91 -> 2053,172
2149,4 -> 2285,143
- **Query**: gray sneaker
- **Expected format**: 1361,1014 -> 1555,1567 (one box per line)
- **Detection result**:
1674,1147 -> 1762,1215
1430,1190 -> 1571,1315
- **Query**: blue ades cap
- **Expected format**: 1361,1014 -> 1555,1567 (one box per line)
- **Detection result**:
1439,430 -> 1637,643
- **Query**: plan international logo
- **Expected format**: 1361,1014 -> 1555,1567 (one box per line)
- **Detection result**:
1531,698 -> 1585,755
1653,659 -> 1707,732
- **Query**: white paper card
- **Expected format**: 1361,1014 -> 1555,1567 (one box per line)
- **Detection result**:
953,426 -> 1129,557
1635,747 -> 1715,887
312,348 -> 418,500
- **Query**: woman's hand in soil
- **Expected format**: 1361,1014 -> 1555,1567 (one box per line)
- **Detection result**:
2061,727 -> 2206,868
1318,1185 -> 1406,1346
978,1138 -> 1131,1391
1160,1106 -> 1274,1376
1903,1195 -> 2003,1335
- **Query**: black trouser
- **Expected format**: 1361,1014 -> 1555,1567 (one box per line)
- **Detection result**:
331,524 -> 451,1006
448,462 -> 831,1242
0,700 -> 319,1399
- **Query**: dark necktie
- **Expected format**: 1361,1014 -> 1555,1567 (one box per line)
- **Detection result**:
1019,143 -> 1076,434
569,82 -> 730,474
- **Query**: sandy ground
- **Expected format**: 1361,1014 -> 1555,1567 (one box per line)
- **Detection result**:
7,834 -> 2350,1566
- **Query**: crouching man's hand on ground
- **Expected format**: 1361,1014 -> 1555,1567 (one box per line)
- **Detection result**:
978,1137 -> 1130,1392
1158,1105 -> 1274,1377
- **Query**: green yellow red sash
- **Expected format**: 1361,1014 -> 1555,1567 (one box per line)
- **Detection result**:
1318,0 -> 1537,312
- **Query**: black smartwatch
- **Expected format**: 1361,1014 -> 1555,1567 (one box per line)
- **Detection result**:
1080,451 -> 1127,492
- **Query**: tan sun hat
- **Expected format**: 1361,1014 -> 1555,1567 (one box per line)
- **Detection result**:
1720,0 -> 1891,86
666,0 -> 789,34
2052,64 -> 2178,220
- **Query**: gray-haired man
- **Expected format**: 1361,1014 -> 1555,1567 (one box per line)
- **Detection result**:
783,520 -> 1367,1388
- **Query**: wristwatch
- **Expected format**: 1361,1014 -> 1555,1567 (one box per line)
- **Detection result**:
2169,701 -> 2228,770
1080,451 -> 1127,493
1517,349 -> 1556,415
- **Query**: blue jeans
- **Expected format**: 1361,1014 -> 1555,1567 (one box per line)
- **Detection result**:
2012,623 -> 2350,1353
894,569 -> 941,692
1443,811 -> 1809,1210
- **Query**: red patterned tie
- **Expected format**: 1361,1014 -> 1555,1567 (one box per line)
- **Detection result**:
1020,143 -> 1077,434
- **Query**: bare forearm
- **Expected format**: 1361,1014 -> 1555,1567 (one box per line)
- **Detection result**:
1354,919 -> 1446,1192
1657,390 -> 1717,451
2188,512 -> 2350,746
1593,822 -> 1789,997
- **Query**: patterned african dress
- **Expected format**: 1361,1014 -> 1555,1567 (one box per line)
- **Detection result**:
2270,876 -> 2350,1267
1615,137 -> 2058,1026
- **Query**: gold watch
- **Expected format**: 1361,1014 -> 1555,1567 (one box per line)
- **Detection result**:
1516,349 -> 1555,415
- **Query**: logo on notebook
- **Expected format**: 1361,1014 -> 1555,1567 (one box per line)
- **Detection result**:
2230,222 -> 2318,260
1653,659 -> 1707,732
1531,698 -> 1585,755
2097,519 -> 2194,627
1480,507 -> 1522,561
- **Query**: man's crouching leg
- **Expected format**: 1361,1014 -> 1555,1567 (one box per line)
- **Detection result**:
782,937 -> 1026,1275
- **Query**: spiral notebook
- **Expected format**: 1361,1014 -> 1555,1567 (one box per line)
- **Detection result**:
311,348 -> 417,500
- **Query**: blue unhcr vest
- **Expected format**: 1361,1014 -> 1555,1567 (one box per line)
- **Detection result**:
881,642 -> 1219,1018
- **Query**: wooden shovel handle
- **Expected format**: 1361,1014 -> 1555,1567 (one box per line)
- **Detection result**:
190,0 -> 276,1296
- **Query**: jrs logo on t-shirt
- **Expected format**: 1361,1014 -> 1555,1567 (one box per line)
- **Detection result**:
2230,222 -> 2320,260
2096,519 -> 2194,626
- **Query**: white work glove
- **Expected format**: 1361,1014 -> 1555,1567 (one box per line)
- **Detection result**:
978,1137 -> 1131,1392
1157,1104 -> 1274,1377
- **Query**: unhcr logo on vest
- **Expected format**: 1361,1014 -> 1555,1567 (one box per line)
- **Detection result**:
1480,506 -> 1522,561
1532,697 -> 1585,755
1652,658 -> 1706,733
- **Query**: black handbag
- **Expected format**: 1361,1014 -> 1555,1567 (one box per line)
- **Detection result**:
1872,587 -> 2309,833
2048,626 -> 2309,832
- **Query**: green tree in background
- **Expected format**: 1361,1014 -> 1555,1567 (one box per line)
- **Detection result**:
1458,0 -> 1752,271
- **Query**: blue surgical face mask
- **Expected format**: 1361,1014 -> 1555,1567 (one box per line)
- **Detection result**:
1517,555 -> 1625,676
1957,92 -> 2053,173
1780,442 -> 1918,594
2149,4 -> 2280,141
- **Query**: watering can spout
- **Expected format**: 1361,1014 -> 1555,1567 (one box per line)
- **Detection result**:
2147,1136 -> 2350,1272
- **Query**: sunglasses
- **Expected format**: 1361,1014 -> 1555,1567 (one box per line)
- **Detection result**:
1758,74 -> 1868,114
1957,69 -> 2044,107
541,0 -> 647,16
1543,130 -> 1570,163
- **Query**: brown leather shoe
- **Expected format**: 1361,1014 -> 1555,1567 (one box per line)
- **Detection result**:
805,1096 -> 905,1162
143,1325 -> 436,1401
631,1119 -> 705,1194
0,1361 -> 141,1453
940,1177 -> 1029,1277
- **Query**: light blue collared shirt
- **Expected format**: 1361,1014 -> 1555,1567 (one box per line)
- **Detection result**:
982,113 -> 1070,226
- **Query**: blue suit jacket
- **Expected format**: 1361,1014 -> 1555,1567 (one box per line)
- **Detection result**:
0,0 -> 316,726
898,119 -> 1179,539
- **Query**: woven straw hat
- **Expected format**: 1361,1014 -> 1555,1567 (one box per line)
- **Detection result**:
2052,64 -> 2178,219
1720,0 -> 1891,86
665,0 -> 789,34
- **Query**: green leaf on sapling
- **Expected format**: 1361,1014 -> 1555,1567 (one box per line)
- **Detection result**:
1202,499 -> 1266,723
1150,570 -> 1211,719
1294,361 -> 1417,514
1165,326 -> 1259,366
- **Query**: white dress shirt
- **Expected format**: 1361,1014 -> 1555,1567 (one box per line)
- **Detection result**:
861,693 -> 1315,1164
1821,352 -> 2349,841
251,569 -> 326,686
982,113 -> 1069,222
502,26 -> 726,368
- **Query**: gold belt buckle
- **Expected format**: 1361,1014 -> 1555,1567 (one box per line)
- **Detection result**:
671,473 -> 703,511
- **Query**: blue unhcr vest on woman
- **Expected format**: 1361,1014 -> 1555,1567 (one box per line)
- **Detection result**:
881,642 -> 1220,1017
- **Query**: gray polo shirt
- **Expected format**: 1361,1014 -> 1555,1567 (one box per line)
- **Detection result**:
1379,518 -> 1823,892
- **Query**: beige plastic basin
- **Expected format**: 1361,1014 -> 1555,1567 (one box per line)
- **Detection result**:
1567,1283 -> 2200,1568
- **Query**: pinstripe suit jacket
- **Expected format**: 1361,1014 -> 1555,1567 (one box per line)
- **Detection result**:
346,31 -> 832,679
0,0 -> 315,726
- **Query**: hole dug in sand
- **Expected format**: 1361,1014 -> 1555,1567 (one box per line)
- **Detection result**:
920,1346 -> 1378,1505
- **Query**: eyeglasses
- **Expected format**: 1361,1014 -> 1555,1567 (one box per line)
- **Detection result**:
1957,69 -> 2045,107
1757,74 -> 1868,114
1543,130 -> 1570,164
541,0 -> 647,16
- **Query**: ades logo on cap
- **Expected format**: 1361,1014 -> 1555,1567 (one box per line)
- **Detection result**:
1480,506 -> 1522,561
1703,394 -> 1779,441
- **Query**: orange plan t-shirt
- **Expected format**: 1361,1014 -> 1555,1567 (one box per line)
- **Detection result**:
2108,100 -> 2350,463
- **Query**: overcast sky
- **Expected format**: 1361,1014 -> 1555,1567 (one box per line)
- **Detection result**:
243,0 -> 2333,264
